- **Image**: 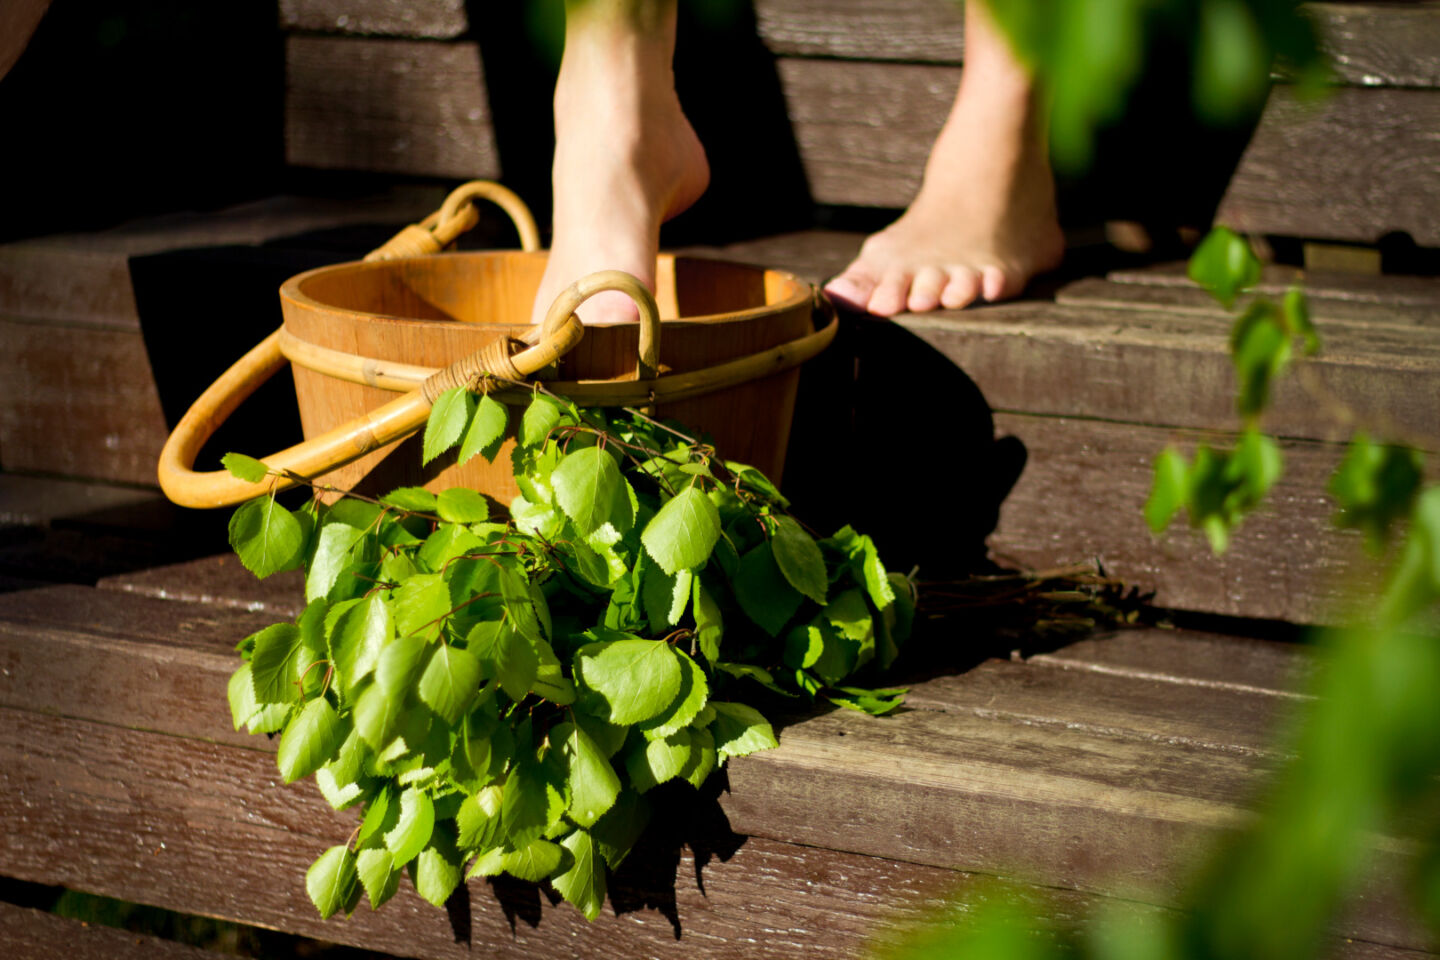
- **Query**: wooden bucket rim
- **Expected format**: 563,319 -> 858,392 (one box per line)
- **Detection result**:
277,251 -> 814,334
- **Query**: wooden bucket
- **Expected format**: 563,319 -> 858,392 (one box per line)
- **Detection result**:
158,182 -> 837,509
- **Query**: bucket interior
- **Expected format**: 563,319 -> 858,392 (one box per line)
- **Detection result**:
291,252 -> 805,326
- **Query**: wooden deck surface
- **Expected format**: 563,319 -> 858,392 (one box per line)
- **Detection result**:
0,475 -> 1434,958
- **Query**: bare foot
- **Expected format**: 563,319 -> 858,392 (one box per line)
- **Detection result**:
531,20 -> 709,327
824,3 -> 1063,317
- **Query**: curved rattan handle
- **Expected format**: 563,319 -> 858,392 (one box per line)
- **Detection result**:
541,270 -> 662,380
366,180 -> 542,261
157,315 -> 584,509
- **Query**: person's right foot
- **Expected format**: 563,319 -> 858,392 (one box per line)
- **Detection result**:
530,24 -> 709,328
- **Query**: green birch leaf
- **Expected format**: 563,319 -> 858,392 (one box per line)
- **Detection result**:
532,639 -> 576,705
465,848 -> 506,880
230,496 -> 305,579
575,639 -> 683,725
642,563 -> 692,631
783,623 -> 826,670
500,839 -> 565,882
593,791 -> 650,870
306,846 -> 358,920
314,766 -> 363,811
418,524 -> 483,572
331,594 -> 391,695
626,727 -> 693,793
520,395 -> 563,447
358,786 -> 396,846
553,446 -> 633,536
553,829 -> 607,921
228,663 -> 260,730
247,702 -> 292,735
692,578 -> 724,663
458,393 -> 508,465
356,846 -> 401,910
423,387 -> 474,465
554,722 -> 621,828
641,485 -> 721,575
353,683 -> 404,750
467,619 -> 538,702
221,452 -> 268,483
456,787 -> 503,850
710,701 -> 778,761
437,487 -> 490,524
640,648 -> 708,740
1188,226 -> 1261,309
277,697 -> 343,783
576,713 -> 628,759
417,643 -> 482,724
384,787 -> 436,866
381,487 -> 437,513
250,623 -> 304,704
1282,286 -> 1321,355
771,516 -> 827,605
413,822 -> 464,907
859,537 -> 895,611
393,573 -> 452,640
306,522 -> 364,602
681,725 -> 717,789
734,542 -> 803,637
1145,446 -> 1191,534
324,724 -> 366,789
376,635 -> 429,694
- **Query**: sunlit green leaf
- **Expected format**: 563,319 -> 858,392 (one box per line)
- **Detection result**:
459,393 -> 509,465
552,829 -> 607,921
1189,226 -> 1261,310
575,639 -> 683,725
423,387 -> 474,465
771,516 -> 828,604
277,697 -> 343,783
229,496 -> 305,579
641,485 -> 721,575
221,452 -> 268,483
306,846 -> 358,919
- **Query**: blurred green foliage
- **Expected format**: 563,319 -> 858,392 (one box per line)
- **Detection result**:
986,0 -> 1328,171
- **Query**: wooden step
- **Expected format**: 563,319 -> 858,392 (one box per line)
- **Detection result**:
0,901 -> 231,960
0,569 -> 1429,954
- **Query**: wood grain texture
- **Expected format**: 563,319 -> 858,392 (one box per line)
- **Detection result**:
755,0 -> 965,62
1107,261 -> 1440,308
776,58 -> 952,208
0,707 -> 1092,960
279,0 -> 466,38
0,901 -> 230,960
285,37 -> 499,179
1216,86 -> 1440,247
988,414 -> 1379,623
892,299 -> 1440,449
1311,2 -> 1440,88
0,188 -> 446,329
100,555 -> 307,619
0,319 -> 169,485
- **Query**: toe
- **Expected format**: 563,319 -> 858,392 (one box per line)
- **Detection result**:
824,267 -> 879,313
981,264 -> 1020,303
939,267 -> 982,310
576,289 -> 642,326
906,266 -> 947,313
866,268 -> 913,317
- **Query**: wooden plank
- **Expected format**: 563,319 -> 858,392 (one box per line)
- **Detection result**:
0,319 -> 169,485
901,655 -> 1301,757
892,301 -> 1440,449
1310,2 -> 1440,89
1058,275 -> 1440,327
0,188 -> 447,329
776,58 -> 951,208
1027,628 -> 1313,695
0,707 -> 1101,960
285,37 -> 499,180
100,555 -> 306,620
1216,86 -> 1440,247
0,475 -> 162,528
988,414 -> 1379,624
754,0 -> 965,63
279,0 -> 467,39
1106,261 -> 1440,309
0,901 -> 229,960
680,229 -> 866,286
722,696 -> 1426,949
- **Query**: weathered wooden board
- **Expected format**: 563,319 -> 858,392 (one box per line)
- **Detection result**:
1107,261 -> 1440,309
0,901 -> 230,960
0,320 -> 169,485
279,0 -> 467,39
0,707 -> 1088,960
892,301 -> 1440,449
0,474 -> 162,528
988,413 -> 1377,624
1309,2 -> 1440,89
754,0 -> 966,63
1059,275 -> 1440,327
681,229 -> 866,286
101,555 -> 306,619
0,188 -> 446,329
1216,86 -> 1440,247
285,37 -> 500,180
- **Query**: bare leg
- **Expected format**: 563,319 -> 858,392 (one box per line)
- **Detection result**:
823,0 -> 1063,316
530,0 -> 710,326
